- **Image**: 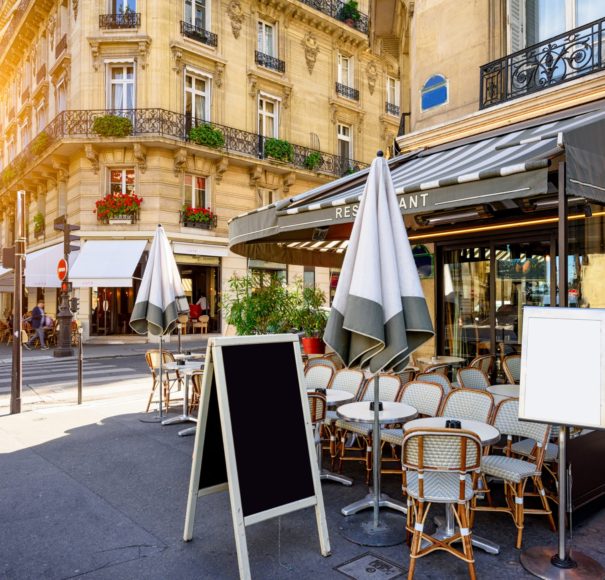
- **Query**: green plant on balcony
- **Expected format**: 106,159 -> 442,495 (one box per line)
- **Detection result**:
31,131 -> 50,156
264,138 -> 294,163
94,191 -> 142,223
33,211 -> 45,236
92,114 -> 133,138
2,167 -> 16,186
337,0 -> 361,24
181,204 -> 217,229
303,151 -> 323,171
188,124 -> 225,149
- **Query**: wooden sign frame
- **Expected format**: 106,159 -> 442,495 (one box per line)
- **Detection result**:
183,334 -> 330,579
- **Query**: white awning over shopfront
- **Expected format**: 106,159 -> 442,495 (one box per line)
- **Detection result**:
0,266 -> 14,292
172,242 -> 228,257
25,243 -> 79,288
70,240 -> 147,287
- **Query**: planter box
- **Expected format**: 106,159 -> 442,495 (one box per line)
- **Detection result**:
108,217 -> 134,225
182,216 -> 217,230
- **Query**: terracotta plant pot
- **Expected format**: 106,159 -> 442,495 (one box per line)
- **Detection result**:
301,336 -> 325,355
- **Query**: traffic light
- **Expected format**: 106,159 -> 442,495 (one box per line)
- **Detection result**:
69,297 -> 80,313
54,216 -> 80,257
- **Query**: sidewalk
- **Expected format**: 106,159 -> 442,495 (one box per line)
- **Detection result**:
0,333 -> 215,364
2,389 -> 605,579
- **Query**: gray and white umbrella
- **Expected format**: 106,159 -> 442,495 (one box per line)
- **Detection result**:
130,225 -> 189,419
324,153 -> 433,542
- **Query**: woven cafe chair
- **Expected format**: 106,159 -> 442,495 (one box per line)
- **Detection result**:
304,356 -> 338,373
457,367 -> 490,391
307,391 -> 328,474
403,427 -> 482,580
322,369 -> 365,468
470,354 -> 495,376
423,363 -> 450,375
472,399 -> 555,549
502,354 -> 521,384
335,373 -> 401,483
304,362 -> 335,390
188,371 -> 205,415
395,367 -> 417,385
438,388 -> 494,424
381,380 -> 444,475
144,350 -> 183,412
416,371 -> 453,395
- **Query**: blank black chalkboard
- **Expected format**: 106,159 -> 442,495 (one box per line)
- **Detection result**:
198,372 -> 227,491
220,341 -> 315,518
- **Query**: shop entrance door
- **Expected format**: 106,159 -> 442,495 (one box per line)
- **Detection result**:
439,234 -> 556,363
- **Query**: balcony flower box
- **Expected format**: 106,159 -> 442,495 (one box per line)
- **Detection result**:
181,205 -> 217,230
95,192 -> 142,224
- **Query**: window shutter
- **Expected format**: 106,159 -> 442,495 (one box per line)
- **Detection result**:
507,0 -> 526,53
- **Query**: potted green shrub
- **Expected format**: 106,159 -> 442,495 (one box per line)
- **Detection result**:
264,138 -> 294,163
292,280 -> 328,354
33,211 -> 45,237
92,114 -> 133,137
31,131 -> 50,156
338,0 -> 361,26
189,124 -> 225,149
303,151 -> 322,171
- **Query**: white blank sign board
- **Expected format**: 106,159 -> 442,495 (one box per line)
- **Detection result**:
519,306 -> 605,429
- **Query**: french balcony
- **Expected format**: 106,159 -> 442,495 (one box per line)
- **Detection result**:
99,12 -> 141,29
298,0 -> 369,35
36,64 -> 46,84
480,15 -> 605,109
0,109 -> 369,190
385,102 -> 400,116
55,34 -> 67,59
180,21 -> 218,47
255,51 -> 285,73
336,82 -> 359,101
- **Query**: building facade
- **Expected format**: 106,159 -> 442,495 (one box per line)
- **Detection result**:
0,0 -> 401,339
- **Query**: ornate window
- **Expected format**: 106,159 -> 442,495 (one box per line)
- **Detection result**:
258,94 -> 279,138
108,64 -> 135,110
337,123 -> 351,160
109,167 -> 136,195
257,20 -> 276,57
185,71 -> 210,123
184,174 -> 208,208
184,0 -> 208,29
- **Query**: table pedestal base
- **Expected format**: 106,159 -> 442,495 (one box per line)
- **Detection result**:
339,511 -> 404,547
178,426 -> 197,437
320,469 -> 353,486
139,414 -> 164,423
521,546 -> 605,579
341,491 -> 406,516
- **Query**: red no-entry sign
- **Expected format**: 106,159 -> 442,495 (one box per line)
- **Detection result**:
57,258 -> 68,282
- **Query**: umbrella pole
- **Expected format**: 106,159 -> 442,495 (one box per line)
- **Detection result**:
373,372 -> 381,528
159,334 -> 164,419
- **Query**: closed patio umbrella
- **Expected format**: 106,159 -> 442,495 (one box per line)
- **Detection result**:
324,152 -> 434,544
130,224 -> 189,420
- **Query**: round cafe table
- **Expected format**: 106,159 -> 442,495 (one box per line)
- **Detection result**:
172,352 -> 204,361
404,416 -> 501,554
337,401 -> 418,518
416,355 -> 466,367
487,384 -> 519,404
308,389 -> 356,486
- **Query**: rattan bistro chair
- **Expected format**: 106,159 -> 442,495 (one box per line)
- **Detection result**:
417,371 -> 454,395
188,371 -> 205,415
144,350 -> 183,412
502,354 -> 521,384
457,367 -> 491,391
335,373 -> 401,483
305,356 -> 338,373
470,354 -> 495,376
403,428 -> 482,580
472,399 -> 555,549
304,363 -> 335,390
438,389 -> 494,424
423,363 -> 450,375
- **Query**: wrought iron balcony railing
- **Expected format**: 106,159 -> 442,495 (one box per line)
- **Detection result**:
336,82 -> 359,101
36,64 -> 46,85
255,51 -> 286,73
385,102 -> 400,116
480,15 -> 605,109
298,0 -> 369,35
99,12 -> 141,29
55,34 -> 67,59
180,20 -> 218,47
0,109 -> 369,189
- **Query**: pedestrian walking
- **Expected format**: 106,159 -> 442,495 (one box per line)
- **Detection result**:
24,300 -> 49,350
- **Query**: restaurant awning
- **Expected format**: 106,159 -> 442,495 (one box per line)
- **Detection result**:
25,243 -> 79,288
229,106 -> 605,266
70,240 -> 147,287
0,266 -> 14,292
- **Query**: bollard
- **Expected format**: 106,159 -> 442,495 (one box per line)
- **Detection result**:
77,327 -> 83,404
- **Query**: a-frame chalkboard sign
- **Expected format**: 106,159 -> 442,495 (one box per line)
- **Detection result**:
183,334 -> 330,579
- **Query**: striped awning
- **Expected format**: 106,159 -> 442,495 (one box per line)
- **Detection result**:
229,106 -> 605,266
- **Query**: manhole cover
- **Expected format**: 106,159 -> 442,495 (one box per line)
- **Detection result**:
334,552 -> 404,580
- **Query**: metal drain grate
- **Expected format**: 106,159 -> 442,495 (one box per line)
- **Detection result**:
334,552 -> 404,579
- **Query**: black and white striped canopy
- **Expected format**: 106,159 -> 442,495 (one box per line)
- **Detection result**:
229,105 -> 605,266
